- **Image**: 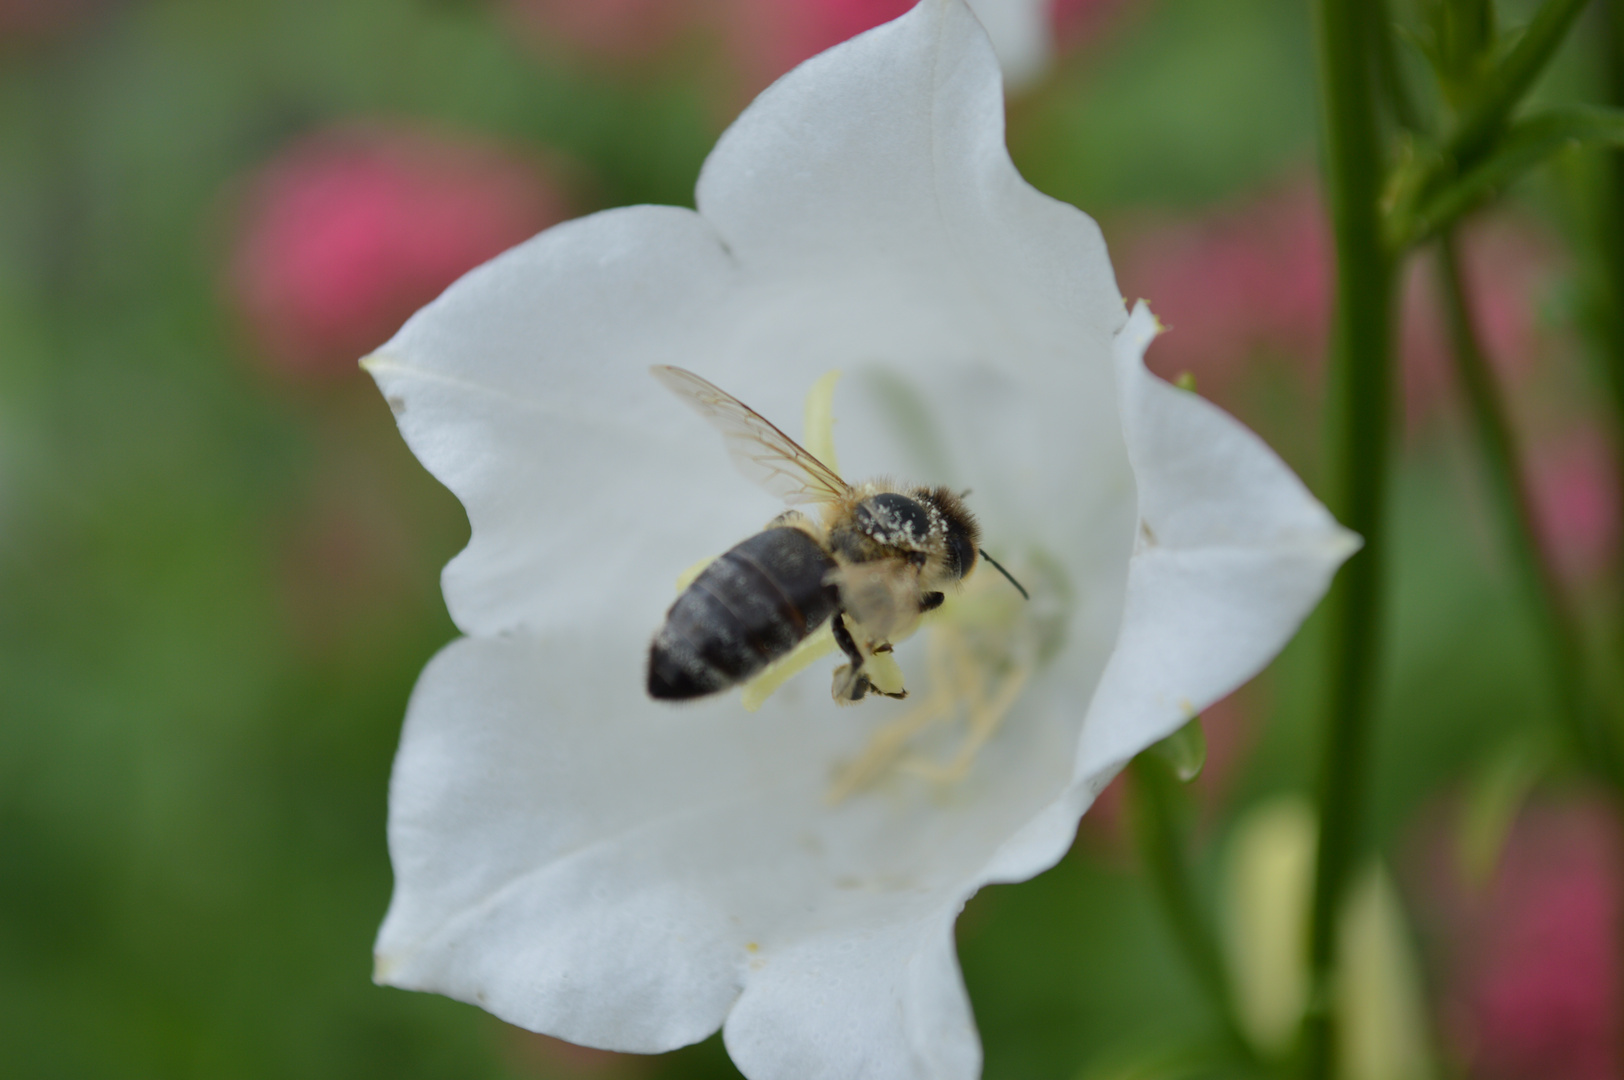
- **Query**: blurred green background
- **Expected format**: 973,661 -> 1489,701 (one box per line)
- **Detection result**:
2,1 -> 1615,1078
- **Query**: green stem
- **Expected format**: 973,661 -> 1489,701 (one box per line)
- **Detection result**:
1126,755 -> 1258,1066
1566,3 -> 1624,1043
1448,0 -> 1593,167
1597,0 -> 1624,704
1436,234 -> 1620,784
1305,0 -> 1394,1075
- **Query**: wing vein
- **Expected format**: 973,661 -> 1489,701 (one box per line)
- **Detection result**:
650,365 -> 851,506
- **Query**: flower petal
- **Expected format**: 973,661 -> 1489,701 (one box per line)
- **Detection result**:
375,634 -> 750,1051
966,0 -> 1052,89
724,916 -> 979,1080
379,627 -> 1084,1058
366,0 -> 1129,644
977,764 -> 1115,885
690,0 -> 1138,669
365,205 -> 760,639
696,0 -> 1122,384
1075,304 -> 1360,779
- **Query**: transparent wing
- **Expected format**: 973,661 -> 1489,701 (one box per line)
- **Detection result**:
651,365 -> 851,506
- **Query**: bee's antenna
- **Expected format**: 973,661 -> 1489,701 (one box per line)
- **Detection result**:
978,549 -> 1029,600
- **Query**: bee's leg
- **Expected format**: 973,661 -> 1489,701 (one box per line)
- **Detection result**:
831,612 -> 865,668
831,665 -> 873,703
920,591 -> 945,613
830,614 -> 871,702
831,613 -> 908,703
838,670 -> 875,702
832,664 -> 907,705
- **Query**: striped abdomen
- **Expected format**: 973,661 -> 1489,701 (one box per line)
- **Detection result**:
647,526 -> 840,700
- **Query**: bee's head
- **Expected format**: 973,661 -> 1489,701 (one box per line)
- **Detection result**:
914,486 -> 980,585
850,487 -> 981,587
853,491 -> 933,550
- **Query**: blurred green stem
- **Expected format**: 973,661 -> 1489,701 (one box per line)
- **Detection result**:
1436,234 -> 1621,784
1126,754 -> 1258,1066
1447,0 -> 1592,167
1597,0 -> 1624,691
1305,0 -> 1394,1076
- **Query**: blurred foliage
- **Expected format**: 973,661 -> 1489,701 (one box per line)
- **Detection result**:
0,0 -> 1613,1078
1014,0 -> 1318,210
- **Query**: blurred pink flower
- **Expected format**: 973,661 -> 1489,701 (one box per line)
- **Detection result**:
500,0 -> 702,63
228,125 -> 569,378
1113,179 -> 1560,426
723,0 -> 915,93
1112,180 -> 1329,394
1463,801 -> 1622,1079
723,0 -> 1130,97
1418,798 -> 1620,1080
1528,428 -> 1621,582
501,1 -> 1138,96
1400,223 -> 1559,424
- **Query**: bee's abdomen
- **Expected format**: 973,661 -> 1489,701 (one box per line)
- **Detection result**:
648,527 -> 839,700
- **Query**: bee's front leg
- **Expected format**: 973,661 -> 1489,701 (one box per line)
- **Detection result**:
830,613 -> 872,702
830,613 -> 907,704
830,612 -> 865,667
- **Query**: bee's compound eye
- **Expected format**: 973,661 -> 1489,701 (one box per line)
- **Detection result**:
855,493 -> 931,547
946,528 -> 977,580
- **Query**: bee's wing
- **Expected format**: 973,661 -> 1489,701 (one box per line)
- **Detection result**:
651,365 -> 852,506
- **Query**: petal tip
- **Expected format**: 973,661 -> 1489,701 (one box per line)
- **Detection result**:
373,950 -> 404,986
1329,524 -> 1364,563
1132,299 -> 1166,334
1115,301 -> 1162,363
360,351 -> 406,379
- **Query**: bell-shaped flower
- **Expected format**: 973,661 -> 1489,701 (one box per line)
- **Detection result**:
363,2 -> 1358,1078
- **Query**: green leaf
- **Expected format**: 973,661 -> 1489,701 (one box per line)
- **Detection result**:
1403,105 -> 1624,245
1150,715 -> 1208,782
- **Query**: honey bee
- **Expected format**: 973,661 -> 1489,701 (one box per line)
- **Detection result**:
646,365 -> 1025,705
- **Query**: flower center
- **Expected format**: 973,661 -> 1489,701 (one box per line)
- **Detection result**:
826,542 -> 1070,798
671,370 -> 1069,795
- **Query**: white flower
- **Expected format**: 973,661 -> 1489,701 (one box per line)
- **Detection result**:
965,0 -> 1052,88
363,2 -> 1357,1078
